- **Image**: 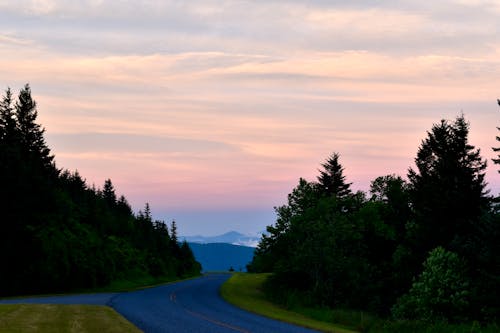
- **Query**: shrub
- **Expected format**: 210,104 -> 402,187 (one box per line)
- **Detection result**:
392,247 -> 469,322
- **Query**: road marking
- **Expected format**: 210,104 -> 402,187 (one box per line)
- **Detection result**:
185,309 -> 251,333
170,276 -> 250,333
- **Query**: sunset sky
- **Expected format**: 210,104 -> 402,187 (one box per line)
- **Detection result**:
1,0 -> 499,236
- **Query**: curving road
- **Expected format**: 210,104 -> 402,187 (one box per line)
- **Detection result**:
0,274 -> 319,333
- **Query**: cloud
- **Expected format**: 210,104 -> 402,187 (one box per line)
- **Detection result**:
0,34 -> 32,46
46,132 -> 237,154
1,0 -> 500,225
2,1 -> 499,57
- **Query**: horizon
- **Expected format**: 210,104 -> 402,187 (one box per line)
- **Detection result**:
2,1 -> 499,236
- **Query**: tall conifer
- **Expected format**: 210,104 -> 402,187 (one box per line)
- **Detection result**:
15,84 -> 54,171
317,152 -> 352,198
408,115 -> 489,258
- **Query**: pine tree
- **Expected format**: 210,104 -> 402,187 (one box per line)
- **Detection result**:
317,152 -> 352,198
0,88 -> 17,141
1,85 -> 58,294
15,84 -> 55,172
0,88 -> 19,178
170,220 -> 178,244
144,203 -> 152,222
102,179 -> 117,206
0,88 -> 20,180
408,115 -> 489,259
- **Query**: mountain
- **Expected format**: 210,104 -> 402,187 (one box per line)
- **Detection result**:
188,243 -> 255,272
182,231 -> 262,247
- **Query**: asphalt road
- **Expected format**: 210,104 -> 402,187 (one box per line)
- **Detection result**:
0,274 -> 320,333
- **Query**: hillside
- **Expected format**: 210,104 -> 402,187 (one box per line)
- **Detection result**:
188,243 -> 255,272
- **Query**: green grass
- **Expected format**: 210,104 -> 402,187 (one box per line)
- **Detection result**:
0,274 -> 201,332
0,304 -> 140,333
220,273 -> 499,333
220,273 -> 357,333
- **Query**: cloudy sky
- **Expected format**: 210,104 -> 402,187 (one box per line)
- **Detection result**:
1,0 -> 499,236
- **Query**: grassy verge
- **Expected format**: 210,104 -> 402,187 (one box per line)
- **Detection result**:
0,274 -> 201,332
0,304 -> 140,333
220,273 -> 499,333
220,273 -> 357,333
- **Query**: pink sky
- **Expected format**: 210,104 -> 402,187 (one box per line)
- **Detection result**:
1,1 -> 499,235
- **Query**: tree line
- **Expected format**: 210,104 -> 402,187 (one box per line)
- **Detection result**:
0,84 -> 200,296
249,110 -> 500,325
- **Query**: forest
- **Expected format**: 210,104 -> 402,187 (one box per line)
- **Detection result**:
249,108 -> 500,327
0,84 -> 200,296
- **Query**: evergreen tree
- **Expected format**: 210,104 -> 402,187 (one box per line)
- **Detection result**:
15,84 -> 54,171
102,179 -> 117,206
407,115 -> 489,261
144,203 -> 152,222
317,152 -> 352,198
0,85 -> 59,294
116,195 -> 133,216
0,88 -> 20,293
0,87 -> 18,193
0,87 -> 20,187
171,219 -> 178,244
0,88 -> 17,141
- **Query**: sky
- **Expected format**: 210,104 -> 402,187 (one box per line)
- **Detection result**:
1,0 -> 499,236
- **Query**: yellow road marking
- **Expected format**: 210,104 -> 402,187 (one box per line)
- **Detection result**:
184,308 -> 251,333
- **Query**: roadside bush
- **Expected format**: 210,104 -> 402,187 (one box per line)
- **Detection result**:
392,247 -> 469,322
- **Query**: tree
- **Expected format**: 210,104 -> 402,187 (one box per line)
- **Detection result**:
317,152 -> 352,198
0,88 -> 17,141
170,220 -> 178,244
0,87 -> 19,201
178,240 -> 201,276
0,85 -> 59,294
248,178 -> 318,273
407,115 -> 489,259
0,84 -> 202,296
369,175 -> 410,241
15,84 -> 54,171
102,179 -> 117,206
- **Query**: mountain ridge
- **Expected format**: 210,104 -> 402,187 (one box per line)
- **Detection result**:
182,231 -> 262,247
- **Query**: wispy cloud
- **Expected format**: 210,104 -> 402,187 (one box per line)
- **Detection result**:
1,1 -> 499,228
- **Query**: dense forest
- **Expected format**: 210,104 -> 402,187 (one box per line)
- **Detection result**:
249,110 -> 500,326
0,84 -> 200,296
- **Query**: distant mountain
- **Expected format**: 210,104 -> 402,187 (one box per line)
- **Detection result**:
182,231 -> 262,247
188,243 -> 255,272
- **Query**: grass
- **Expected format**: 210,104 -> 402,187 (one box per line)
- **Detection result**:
220,273 -> 499,333
0,274 -> 201,332
220,273 -> 357,333
0,304 -> 140,333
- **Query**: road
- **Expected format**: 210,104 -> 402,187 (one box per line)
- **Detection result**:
0,274 -> 320,333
